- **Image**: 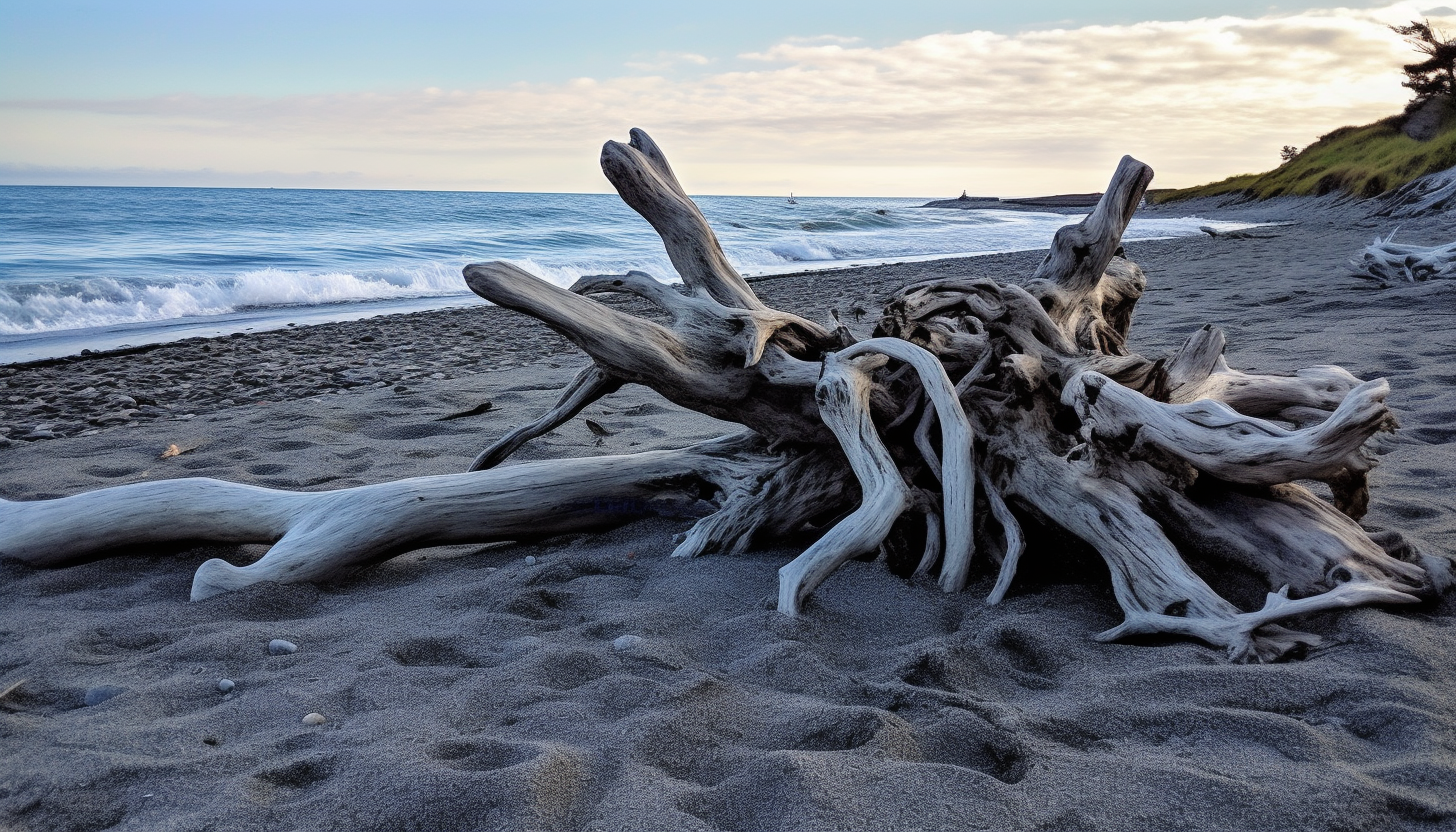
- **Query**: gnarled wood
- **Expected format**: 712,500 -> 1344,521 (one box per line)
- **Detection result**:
601,129 -> 766,311
463,261 -> 833,446
1351,231 -> 1456,283
1,434 -> 778,599
1,128 -> 1445,664
1375,164 -> 1456,218
1030,155 -> 1152,294
471,364 -> 621,471
1066,371 -> 1393,488
777,350 -> 911,615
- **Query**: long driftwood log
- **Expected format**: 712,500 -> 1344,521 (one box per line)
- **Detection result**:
2,128 -> 1449,663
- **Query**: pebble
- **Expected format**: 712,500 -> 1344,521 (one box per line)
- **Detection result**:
91,411 -> 135,427
217,679 -> 235,693
83,685 -> 126,706
524,555 -> 537,566
302,712 -> 326,725
612,635 -> 644,651
267,639 -> 298,655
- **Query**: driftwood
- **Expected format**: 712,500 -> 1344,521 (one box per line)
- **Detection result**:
1198,225 -> 1279,240
1,129 -> 1447,663
1375,164 -> 1456,218
1351,231 -> 1456,283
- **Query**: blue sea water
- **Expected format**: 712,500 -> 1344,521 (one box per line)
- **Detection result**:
0,186 -> 1250,363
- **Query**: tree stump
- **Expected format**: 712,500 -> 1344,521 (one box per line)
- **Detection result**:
2,129 -> 1446,662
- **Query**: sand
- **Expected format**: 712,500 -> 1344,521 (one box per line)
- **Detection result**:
2,196 -> 1455,831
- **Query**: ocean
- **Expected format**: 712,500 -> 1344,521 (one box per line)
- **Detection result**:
0,186 -> 1250,363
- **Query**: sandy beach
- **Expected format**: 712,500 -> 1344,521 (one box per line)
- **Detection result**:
3,196 -> 1455,831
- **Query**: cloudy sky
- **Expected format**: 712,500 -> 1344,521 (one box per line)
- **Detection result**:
2,1 -> 1453,195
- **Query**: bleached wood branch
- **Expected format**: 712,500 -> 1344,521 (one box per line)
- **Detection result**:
1375,165 -> 1456,218
0,434 -> 775,600
2,130 -> 1442,664
1351,231 -> 1456,283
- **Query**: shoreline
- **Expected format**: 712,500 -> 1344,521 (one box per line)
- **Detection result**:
2,192 -> 1455,831
0,199 -> 1267,367
5,188 -> 1452,449
0,189 -> 1433,446
0,243 -> 1080,444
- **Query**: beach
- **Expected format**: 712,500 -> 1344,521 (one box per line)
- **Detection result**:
2,196 -> 1456,831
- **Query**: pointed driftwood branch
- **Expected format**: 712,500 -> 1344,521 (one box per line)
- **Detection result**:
471,365 -> 621,471
1,128 -> 1445,663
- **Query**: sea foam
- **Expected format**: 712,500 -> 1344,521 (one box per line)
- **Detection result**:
0,264 -> 469,335
0,186 -> 1259,341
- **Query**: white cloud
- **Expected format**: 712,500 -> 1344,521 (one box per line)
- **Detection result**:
741,34 -> 862,58
0,3 -> 1446,195
625,52 -> 713,71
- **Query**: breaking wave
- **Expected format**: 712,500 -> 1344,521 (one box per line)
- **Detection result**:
0,264 -> 468,335
0,186 -> 1261,339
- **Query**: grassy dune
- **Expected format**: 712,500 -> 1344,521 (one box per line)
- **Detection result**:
1152,109 -> 1456,203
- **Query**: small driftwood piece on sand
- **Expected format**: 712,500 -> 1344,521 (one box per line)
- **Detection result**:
2,130 -> 1448,663
1351,231 -> 1456,283
1199,225 -> 1280,240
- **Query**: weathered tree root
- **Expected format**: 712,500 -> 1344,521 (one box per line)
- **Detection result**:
1,129 -> 1447,663
1,434 -> 781,600
1351,231 -> 1456,283
1375,164 -> 1456,218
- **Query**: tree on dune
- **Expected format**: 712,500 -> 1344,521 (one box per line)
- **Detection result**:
1391,19 -> 1456,108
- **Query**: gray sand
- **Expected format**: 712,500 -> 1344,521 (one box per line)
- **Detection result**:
2,198 -> 1455,831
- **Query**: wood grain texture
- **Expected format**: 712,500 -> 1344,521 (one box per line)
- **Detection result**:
3,130 -> 1442,662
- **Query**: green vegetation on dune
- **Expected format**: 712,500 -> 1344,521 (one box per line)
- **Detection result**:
1153,110 -> 1456,203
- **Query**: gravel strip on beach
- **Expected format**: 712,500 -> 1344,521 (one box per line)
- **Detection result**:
0,249 -> 1052,443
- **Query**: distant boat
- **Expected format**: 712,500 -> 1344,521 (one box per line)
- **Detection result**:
787,193 -> 798,205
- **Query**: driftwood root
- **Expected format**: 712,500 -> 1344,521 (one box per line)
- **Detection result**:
1,130 -> 1446,664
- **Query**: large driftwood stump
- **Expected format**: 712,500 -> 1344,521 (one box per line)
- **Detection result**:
2,129 -> 1448,662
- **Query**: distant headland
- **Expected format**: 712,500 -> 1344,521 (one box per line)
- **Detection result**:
922,191 -> 1104,210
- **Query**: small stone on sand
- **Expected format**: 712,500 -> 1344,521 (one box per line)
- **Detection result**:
267,639 -> 297,655
524,555 -> 537,565
217,679 -> 235,693
83,685 -> 126,706
302,712 -> 326,725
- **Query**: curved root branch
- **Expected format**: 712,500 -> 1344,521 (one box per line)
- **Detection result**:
778,352 -> 910,615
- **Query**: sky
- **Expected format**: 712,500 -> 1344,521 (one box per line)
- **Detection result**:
2,1 -> 1454,196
